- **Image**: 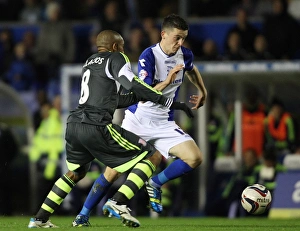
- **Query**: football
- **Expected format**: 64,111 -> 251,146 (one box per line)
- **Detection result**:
241,184 -> 272,215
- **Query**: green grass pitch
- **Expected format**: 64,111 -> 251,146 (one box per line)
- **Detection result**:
1,216 -> 300,231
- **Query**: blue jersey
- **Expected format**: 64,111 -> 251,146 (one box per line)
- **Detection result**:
127,43 -> 194,121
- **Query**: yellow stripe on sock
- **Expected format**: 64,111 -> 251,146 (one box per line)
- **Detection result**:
48,191 -> 63,205
127,172 -> 144,189
55,178 -> 72,193
118,185 -> 134,200
141,160 -> 156,176
41,203 -> 54,213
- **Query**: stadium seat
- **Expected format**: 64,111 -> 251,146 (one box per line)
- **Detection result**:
214,156 -> 238,173
283,154 -> 300,170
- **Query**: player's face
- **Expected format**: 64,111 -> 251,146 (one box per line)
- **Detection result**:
161,28 -> 188,55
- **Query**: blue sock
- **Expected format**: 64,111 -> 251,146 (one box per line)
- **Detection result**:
151,159 -> 193,187
79,174 -> 112,216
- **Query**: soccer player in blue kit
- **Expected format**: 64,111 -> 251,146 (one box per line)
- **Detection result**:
73,14 -> 207,227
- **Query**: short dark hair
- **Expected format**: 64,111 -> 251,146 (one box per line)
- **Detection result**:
270,97 -> 284,108
263,147 -> 277,162
162,14 -> 189,31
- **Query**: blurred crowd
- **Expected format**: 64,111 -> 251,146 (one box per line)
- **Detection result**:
1,0 -> 300,95
204,85 -> 300,218
0,0 -> 300,96
1,0 -> 300,217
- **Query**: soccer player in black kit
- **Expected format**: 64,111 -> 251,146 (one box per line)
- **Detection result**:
28,30 -> 192,228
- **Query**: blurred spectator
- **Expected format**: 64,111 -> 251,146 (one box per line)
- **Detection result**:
190,0 -> 236,17
142,17 -> 160,45
222,148 -> 259,218
19,0 -> 42,23
0,123 -> 19,215
241,87 -> 266,157
98,0 -> 126,34
0,0 -> 23,21
125,25 -> 147,62
264,98 -> 296,160
77,30 -> 98,63
198,39 -> 222,61
21,30 -> 36,62
247,34 -> 274,60
3,42 -> 36,91
59,0 -> 94,20
294,143 -> 300,154
225,8 -> 260,53
222,31 -> 248,61
159,0 -> 178,17
32,89 -> 50,130
135,0 -> 162,18
253,0 -> 273,17
34,1 -> 75,92
251,148 -> 287,197
288,0 -> 300,19
83,0 -> 102,19
263,0 -> 300,59
29,94 -> 63,212
0,28 -> 15,77
229,0 -> 258,17
225,86 -> 266,157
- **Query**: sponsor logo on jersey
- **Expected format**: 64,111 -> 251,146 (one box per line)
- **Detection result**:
153,78 -> 182,85
139,69 -> 148,80
139,58 -> 146,67
165,60 -> 176,64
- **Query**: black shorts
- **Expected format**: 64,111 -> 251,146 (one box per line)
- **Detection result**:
65,122 -> 156,173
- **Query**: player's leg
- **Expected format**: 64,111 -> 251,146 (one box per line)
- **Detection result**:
28,122 -> 94,228
28,164 -> 90,228
145,140 -> 202,213
151,139 -> 202,187
97,124 -> 162,227
102,151 -> 161,227
73,167 -> 119,227
146,123 -> 203,213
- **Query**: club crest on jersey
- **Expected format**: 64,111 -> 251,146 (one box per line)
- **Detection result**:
139,69 -> 148,80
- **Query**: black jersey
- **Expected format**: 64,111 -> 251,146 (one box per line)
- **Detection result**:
67,52 -> 172,125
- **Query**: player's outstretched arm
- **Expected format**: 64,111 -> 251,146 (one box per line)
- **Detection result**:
185,65 -> 207,109
117,73 -> 173,108
117,93 -> 139,108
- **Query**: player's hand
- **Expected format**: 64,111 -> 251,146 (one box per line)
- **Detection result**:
165,64 -> 184,84
170,102 -> 194,118
190,92 -> 207,109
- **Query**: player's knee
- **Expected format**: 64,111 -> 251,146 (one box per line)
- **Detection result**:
66,170 -> 86,183
186,151 -> 203,168
104,167 -> 120,182
148,150 -> 162,167
194,153 -> 203,167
